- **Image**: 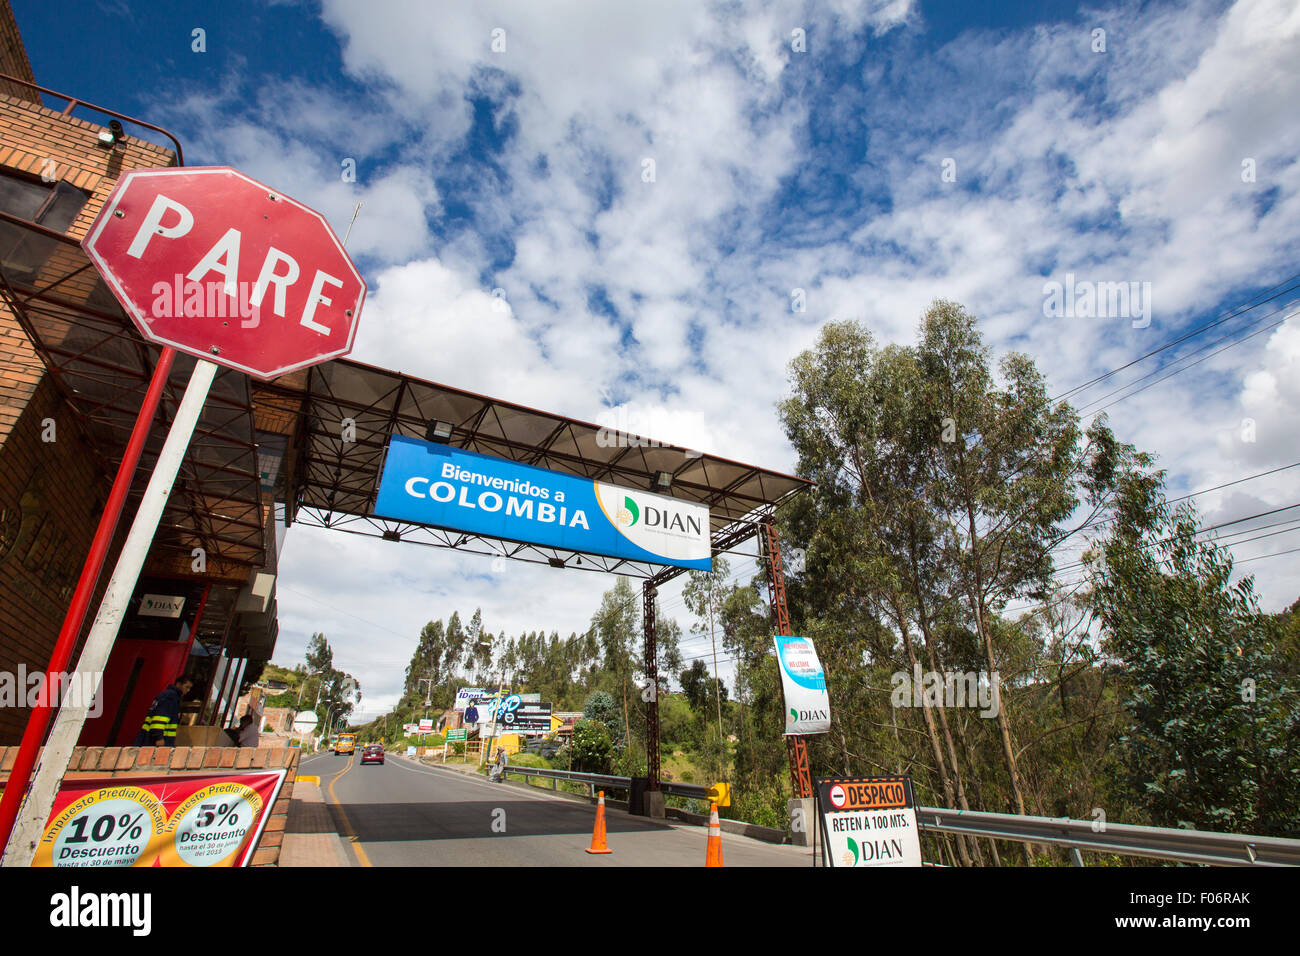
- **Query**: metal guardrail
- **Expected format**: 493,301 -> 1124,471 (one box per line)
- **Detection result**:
498,764 -> 709,801
918,806 -> 1300,867
496,764 -> 1300,866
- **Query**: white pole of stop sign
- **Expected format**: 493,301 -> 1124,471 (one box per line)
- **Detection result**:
1,358 -> 218,867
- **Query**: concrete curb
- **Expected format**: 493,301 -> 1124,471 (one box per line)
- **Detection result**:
279,780 -> 352,867
664,807 -> 788,844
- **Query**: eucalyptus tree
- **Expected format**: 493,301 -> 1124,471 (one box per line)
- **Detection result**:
463,607 -> 491,675
591,576 -> 642,747
779,302 -> 1131,862
1085,470 -> 1300,834
404,619 -> 446,698
779,323 -> 983,863
684,556 -> 732,777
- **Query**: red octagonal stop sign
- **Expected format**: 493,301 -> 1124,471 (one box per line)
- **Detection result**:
83,166 -> 366,380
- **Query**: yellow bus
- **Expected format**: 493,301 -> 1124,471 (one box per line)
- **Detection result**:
333,732 -> 357,755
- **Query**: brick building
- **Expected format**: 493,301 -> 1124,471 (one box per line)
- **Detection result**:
0,0 -> 282,747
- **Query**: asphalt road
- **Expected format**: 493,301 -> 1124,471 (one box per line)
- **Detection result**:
299,752 -> 815,867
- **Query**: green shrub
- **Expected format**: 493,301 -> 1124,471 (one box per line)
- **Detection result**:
571,719 -> 613,773
728,787 -> 788,830
612,742 -> 646,778
506,752 -> 551,770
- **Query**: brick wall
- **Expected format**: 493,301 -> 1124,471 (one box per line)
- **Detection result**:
0,377 -> 130,744
0,90 -> 177,449
0,744 -> 300,866
0,67 -> 181,732
0,0 -> 34,101
0,93 -> 177,236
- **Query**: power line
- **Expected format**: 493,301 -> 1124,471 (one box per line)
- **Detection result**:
1003,515 -> 1300,616
1052,274 -> 1300,404
1236,543 -> 1300,566
1076,306 -> 1297,417
1166,461 -> 1300,505
1052,500 -> 1300,577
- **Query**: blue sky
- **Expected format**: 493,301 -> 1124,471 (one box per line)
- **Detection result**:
15,0 -> 1300,718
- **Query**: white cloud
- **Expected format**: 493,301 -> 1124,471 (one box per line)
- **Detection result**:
236,0 -> 1300,710
1217,314 -> 1300,470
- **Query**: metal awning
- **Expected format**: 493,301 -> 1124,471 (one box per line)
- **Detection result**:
1,211 -> 811,599
0,211 -> 267,582
256,358 -> 811,582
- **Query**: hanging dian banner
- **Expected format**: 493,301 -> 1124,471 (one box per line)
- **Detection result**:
774,635 -> 831,735
815,776 -> 923,868
375,437 -> 712,570
30,770 -> 287,868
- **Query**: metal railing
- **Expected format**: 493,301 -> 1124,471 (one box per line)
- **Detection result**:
919,806 -> 1300,867
492,764 -> 1300,866
495,764 -> 709,801
0,71 -> 185,164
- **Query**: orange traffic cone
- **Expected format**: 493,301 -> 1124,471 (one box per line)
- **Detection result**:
705,802 -> 724,867
584,790 -> 613,854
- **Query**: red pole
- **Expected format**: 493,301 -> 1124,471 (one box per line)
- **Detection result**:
0,346 -> 176,849
181,582 -> 211,660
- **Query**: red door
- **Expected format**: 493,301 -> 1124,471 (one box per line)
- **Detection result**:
79,638 -> 192,746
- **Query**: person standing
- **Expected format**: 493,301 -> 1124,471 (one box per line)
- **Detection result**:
233,713 -> 261,747
133,675 -> 194,747
489,745 -> 508,782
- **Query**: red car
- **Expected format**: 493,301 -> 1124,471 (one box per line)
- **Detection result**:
360,744 -> 384,765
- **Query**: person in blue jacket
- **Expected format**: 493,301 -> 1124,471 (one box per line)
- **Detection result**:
134,674 -> 195,747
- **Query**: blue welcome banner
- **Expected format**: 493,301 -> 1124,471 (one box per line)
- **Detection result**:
374,437 -> 712,570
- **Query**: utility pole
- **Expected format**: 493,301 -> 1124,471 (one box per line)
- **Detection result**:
296,668 -> 315,710
416,676 -> 434,744
323,701 -> 341,743
475,640 -> 494,765
708,569 -> 725,783
482,666 -> 505,766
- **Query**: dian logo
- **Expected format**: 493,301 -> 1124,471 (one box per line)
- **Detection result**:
617,496 -> 640,527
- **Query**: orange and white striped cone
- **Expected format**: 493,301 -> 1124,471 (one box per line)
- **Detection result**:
584,790 -> 613,854
705,802 -> 724,867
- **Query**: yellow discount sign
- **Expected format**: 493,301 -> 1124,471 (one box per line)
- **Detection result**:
154,782 -> 265,868
33,785 -> 167,868
31,770 -> 287,867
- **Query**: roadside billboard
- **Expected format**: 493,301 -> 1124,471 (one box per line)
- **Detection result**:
375,438 -> 712,570
501,701 -> 552,735
815,776 -> 923,868
454,687 -> 488,712
773,635 -> 831,734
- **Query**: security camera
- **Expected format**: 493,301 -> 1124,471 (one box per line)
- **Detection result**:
98,119 -> 125,148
